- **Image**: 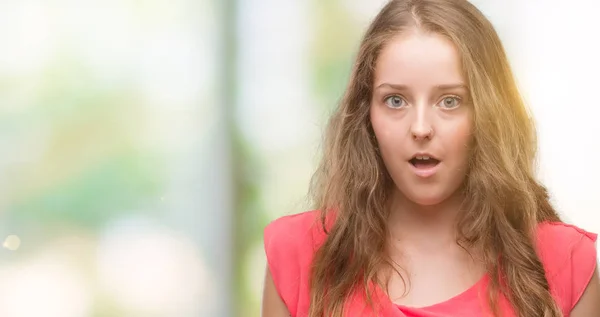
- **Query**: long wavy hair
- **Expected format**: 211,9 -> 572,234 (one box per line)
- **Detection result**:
307,0 -> 563,316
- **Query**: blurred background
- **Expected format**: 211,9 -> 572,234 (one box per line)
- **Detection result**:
0,0 -> 598,316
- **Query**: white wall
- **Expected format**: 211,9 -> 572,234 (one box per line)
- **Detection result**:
351,0 -> 600,234
347,0 -> 600,234
493,1 -> 600,233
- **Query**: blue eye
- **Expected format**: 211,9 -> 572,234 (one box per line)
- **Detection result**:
439,96 -> 460,109
384,95 -> 406,109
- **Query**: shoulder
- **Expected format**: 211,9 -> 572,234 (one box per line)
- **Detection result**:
535,221 -> 598,313
535,221 -> 598,274
263,210 -> 330,315
263,209 -> 327,259
264,210 -> 322,241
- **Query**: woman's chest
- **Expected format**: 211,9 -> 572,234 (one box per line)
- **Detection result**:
385,246 -> 487,308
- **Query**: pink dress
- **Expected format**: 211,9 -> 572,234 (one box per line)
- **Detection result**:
264,210 -> 598,317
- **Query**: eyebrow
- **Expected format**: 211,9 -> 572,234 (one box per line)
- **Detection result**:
375,83 -> 468,90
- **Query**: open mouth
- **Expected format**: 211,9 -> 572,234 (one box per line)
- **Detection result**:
409,155 -> 440,168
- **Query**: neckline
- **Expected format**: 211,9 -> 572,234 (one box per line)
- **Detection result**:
374,273 -> 490,312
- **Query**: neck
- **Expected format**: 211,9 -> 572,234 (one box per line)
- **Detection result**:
387,190 -> 465,246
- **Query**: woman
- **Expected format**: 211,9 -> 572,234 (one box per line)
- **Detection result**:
262,0 -> 599,316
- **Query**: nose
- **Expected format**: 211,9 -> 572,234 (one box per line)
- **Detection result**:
410,106 -> 434,141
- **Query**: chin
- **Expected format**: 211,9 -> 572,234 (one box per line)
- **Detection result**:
397,185 -> 457,207
406,194 -> 448,207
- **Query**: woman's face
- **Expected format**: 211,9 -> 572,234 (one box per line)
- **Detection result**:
370,30 -> 473,207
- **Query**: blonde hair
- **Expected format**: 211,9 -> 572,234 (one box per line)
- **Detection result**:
308,0 -> 562,316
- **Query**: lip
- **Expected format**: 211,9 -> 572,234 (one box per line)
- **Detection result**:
408,152 -> 441,178
409,152 -> 440,161
409,161 -> 440,178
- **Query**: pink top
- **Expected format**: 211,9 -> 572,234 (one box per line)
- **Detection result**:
264,210 -> 598,317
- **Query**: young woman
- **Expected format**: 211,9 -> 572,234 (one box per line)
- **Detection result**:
261,0 -> 600,316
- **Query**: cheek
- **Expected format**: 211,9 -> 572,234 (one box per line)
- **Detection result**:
370,107 -> 406,146
370,108 -> 391,143
445,119 -> 473,163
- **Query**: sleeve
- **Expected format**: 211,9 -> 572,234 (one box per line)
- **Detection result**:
567,227 -> 598,310
537,222 -> 598,314
263,213 -> 308,315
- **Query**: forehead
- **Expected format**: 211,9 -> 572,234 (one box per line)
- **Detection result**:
373,31 -> 465,88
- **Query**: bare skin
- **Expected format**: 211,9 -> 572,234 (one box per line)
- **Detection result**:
262,266 -> 291,317
571,267 -> 600,317
370,30 -> 481,308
